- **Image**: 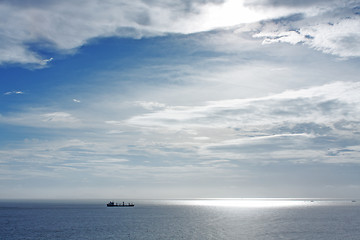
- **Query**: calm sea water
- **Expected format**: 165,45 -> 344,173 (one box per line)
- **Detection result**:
1,199 -> 359,240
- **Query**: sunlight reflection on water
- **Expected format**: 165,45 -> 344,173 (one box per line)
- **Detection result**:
174,198 -> 316,208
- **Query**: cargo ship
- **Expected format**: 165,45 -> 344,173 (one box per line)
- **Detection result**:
107,201 -> 135,207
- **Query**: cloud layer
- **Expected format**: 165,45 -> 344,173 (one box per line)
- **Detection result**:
0,0 -> 359,66
2,80 -> 360,198
125,81 -> 360,164
1,0 -> 360,199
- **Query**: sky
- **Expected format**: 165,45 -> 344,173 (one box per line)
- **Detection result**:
1,0 -> 360,199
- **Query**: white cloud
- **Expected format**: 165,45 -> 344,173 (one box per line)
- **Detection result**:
0,0 -> 358,66
134,101 -> 166,110
0,0 -> 259,66
41,57 -> 53,64
4,90 -> 24,95
251,3 -> 360,58
255,17 -> 360,58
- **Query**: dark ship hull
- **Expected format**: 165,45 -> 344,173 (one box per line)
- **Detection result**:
107,201 -> 134,207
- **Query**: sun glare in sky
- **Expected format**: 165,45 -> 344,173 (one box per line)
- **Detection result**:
201,1 -> 262,28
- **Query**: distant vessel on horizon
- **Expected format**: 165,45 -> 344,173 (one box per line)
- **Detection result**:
107,201 -> 135,207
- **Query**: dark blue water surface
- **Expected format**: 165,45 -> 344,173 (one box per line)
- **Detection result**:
1,199 -> 359,240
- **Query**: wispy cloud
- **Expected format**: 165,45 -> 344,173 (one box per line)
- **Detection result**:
40,57 -> 53,65
42,112 -> 79,123
4,90 -> 24,95
127,82 -> 360,128
0,110 -> 81,128
123,82 -> 360,164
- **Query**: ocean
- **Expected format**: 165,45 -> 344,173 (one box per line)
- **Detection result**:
1,199 -> 359,240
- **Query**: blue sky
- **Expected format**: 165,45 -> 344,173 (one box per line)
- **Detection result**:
1,0 -> 360,199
